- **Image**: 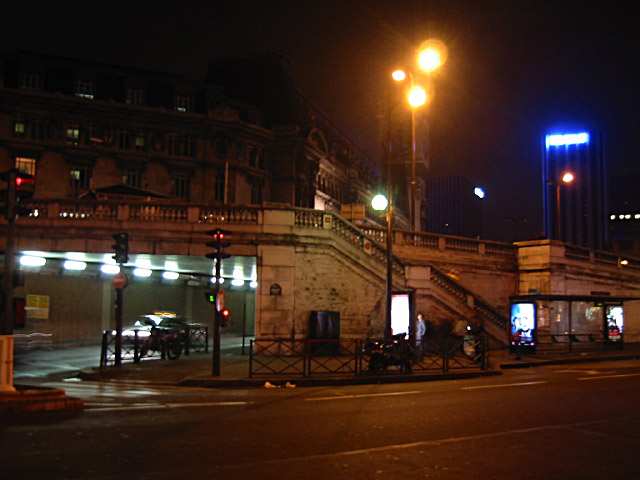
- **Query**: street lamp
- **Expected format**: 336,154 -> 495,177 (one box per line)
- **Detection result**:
372,191 -> 393,339
392,39 -> 447,231
555,172 -> 575,241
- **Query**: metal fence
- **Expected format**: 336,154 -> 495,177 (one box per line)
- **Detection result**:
249,336 -> 489,378
100,325 -> 209,368
535,332 -> 624,354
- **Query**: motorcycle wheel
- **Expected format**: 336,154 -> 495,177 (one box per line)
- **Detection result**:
166,342 -> 182,360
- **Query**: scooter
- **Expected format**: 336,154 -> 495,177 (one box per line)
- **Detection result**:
363,333 -> 412,374
140,326 -> 184,360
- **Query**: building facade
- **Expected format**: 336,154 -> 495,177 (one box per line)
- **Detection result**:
0,50 -> 384,222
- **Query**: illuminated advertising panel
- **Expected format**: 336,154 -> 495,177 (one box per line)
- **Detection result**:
605,305 -> 624,342
510,303 -> 536,346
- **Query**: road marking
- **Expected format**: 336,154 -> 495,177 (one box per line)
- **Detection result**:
305,391 -> 421,401
462,381 -> 546,390
85,401 -> 249,412
578,373 -> 640,381
556,369 -> 616,375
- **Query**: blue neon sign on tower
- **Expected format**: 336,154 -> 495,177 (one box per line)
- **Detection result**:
545,132 -> 590,148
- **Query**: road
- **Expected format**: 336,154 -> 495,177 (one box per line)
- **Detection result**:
3,360 -> 640,479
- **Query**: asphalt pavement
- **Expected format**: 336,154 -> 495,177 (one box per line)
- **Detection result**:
5,336 -> 640,413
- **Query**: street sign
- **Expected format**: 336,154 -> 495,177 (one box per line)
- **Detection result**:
111,273 -> 128,289
216,289 -> 226,312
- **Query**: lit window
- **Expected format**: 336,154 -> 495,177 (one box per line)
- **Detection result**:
70,166 -> 91,190
175,94 -> 191,112
15,157 -> 36,176
135,132 -> 145,152
75,81 -> 95,99
66,124 -> 80,145
14,117 -> 26,137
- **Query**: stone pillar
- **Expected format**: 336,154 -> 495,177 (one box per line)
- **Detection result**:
256,245 -> 296,339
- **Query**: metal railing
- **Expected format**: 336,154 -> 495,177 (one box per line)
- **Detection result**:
99,325 -> 209,368
535,332 -> 624,354
249,337 -> 489,378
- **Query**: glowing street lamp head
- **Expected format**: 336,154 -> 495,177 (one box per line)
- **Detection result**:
561,172 -> 574,184
391,69 -> 406,82
417,39 -> 447,73
408,85 -> 427,107
371,194 -> 389,211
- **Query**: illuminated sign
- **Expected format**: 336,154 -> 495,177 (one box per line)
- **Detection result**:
545,132 -> 589,148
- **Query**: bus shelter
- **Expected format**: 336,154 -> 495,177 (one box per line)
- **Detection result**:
509,294 -> 637,353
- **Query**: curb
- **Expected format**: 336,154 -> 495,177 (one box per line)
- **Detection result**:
178,369 -> 502,388
0,385 -> 83,414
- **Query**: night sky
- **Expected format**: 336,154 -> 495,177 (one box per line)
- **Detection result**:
1,0 -> 637,242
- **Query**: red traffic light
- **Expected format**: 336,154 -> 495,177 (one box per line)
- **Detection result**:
15,175 -> 34,186
221,309 -> 230,317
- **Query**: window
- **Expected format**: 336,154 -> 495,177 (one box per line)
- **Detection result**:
247,146 -> 257,167
13,117 -> 26,138
75,81 -> 94,99
135,132 -> 145,152
251,180 -> 264,205
172,174 -> 190,199
122,169 -> 141,188
19,72 -> 42,91
30,117 -> 44,140
70,166 -> 91,190
118,128 -> 131,150
175,94 -> 191,112
215,172 -> 225,202
183,136 -> 196,157
15,157 -> 36,176
66,124 -> 80,146
126,88 -> 145,105
167,134 -> 178,156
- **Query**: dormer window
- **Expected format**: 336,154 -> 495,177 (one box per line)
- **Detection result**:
75,80 -> 95,99
175,94 -> 192,112
126,87 -> 145,105
19,72 -> 42,91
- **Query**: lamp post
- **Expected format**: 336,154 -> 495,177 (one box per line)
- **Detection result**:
555,172 -> 575,241
391,39 -> 447,231
372,192 -> 393,338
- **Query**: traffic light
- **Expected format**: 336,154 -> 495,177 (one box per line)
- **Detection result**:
205,291 -> 216,304
111,232 -> 129,264
1,169 -> 35,220
220,308 -> 230,327
205,229 -> 231,261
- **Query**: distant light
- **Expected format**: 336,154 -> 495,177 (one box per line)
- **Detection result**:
101,264 -> 120,274
610,215 -> 616,220
371,194 -> 388,211
249,281 -> 258,288
63,260 -> 86,271
635,214 -> 640,219
210,277 -> 225,284
391,69 -> 406,82
545,132 -> 589,148
474,187 -> 485,199
20,255 -> 46,267
231,279 -> 245,287
625,214 -> 632,220
133,268 -> 152,277
561,172 -> 574,183
621,259 -> 629,266
162,271 -> 179,280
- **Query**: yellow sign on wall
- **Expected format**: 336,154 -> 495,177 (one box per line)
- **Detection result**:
26,295 -> 50,320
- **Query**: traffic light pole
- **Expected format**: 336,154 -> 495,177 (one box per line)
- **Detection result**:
0,216 -> 16,391
212,256 -> 221,377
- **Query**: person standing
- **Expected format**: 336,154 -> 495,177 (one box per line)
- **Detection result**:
415,313 -> 426,357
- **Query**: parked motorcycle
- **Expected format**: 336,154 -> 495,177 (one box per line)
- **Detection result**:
363,333 -> 412,374
140,325 -> 184,360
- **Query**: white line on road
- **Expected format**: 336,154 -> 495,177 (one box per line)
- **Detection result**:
462,381 -> 547,390
578,373 -> 640,381
85,401 -> 249,412
305,391 -> 422,401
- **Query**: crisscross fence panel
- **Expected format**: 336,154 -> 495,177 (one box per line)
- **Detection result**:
249,337 -> 489,378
